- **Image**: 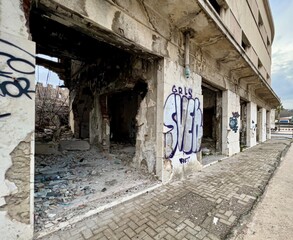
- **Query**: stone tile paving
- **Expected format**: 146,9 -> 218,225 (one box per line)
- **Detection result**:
37,139 -> 291,240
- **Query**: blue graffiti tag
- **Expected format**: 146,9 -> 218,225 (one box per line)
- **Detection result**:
164,85 -> 203,159
229,112 -> 240,133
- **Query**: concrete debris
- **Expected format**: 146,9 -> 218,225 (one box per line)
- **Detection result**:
59,140 -> 90,151
202,147 -> 211,156
35,142 -> 59,155
34,145 -> 159,233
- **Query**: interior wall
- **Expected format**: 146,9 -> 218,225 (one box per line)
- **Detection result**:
108,83 -> 147,144
201,85 -> 222,153
203,87 -> 216,139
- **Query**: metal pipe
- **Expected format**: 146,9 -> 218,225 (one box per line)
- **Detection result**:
184,32 -> 190,79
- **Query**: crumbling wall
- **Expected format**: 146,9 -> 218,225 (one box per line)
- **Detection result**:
0,5 -> 35,237
133,63 -> 157,174
69,49 -> 158,174
3,141 -> 31,224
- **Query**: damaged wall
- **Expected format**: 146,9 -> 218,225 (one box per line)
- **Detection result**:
30,0 -> 276,182
163,59 -> 203,181
70,51 -> 159,176
0,1 -> 35,237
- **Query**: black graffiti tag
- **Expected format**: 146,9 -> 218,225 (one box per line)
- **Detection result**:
0,38 -> 35,99
0,113 -> 11,119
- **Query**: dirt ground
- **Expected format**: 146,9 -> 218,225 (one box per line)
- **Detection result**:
34,144 -> 160,233
232,143 -> 293,240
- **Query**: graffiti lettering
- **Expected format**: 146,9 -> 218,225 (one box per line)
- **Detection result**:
164,85 -> 203,159
179,157 -> 190,164
0,113 -> 11,119
0,38 -> 35,99
172,85 -> 193,98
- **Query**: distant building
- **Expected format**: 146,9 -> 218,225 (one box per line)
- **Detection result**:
0,0 -> 279,237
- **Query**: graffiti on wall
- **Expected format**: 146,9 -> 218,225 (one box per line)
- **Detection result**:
0,39 -> 35,99
0,113 -> 11,119
164,85 -> 203,161
229,112 -> 240,133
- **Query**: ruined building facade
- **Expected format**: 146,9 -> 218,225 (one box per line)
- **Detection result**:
0,0 -> 279,238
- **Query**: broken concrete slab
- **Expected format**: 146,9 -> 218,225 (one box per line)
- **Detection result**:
59,140 -> 90,151
35,142 -> 59,155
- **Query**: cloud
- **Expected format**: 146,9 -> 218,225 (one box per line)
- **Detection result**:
270,0 -> 293,109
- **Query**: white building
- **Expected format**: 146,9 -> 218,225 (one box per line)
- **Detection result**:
0,0 -> 279,238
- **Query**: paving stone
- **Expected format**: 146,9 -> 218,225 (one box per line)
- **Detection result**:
81,229 -> 93,239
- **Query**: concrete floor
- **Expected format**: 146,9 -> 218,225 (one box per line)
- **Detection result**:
34,144 -> 160,235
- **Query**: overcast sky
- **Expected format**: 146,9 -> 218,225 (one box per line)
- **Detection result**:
270,0 -> 293,109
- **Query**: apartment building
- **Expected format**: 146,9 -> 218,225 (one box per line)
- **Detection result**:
0,0 -> 279,238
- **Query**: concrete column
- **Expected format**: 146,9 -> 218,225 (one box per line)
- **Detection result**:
89,95 -> 102,145
100,95 -> 110,152
222,90 -> 240,156
162,59 -> 203,182
246,102 -> 257,147
0,1 -> 35,238
259,108 -> 267,142
266,110 -> 271,139
69,89 -> 76,134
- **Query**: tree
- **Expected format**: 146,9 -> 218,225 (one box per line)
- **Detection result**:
276,104 -> 284,131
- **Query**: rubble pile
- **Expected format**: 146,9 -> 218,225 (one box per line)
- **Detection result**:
34,145 -> 159,232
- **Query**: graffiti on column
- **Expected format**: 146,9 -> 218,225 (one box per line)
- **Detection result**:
164,85 -> 203,161
0,39 -> 35,99
229,112 -> 240,133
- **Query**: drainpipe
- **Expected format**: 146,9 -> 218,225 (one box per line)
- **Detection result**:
184,32 -> 191,79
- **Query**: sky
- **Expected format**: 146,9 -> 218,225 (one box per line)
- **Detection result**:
35,54 -> 63,87
270,0 -> 293,109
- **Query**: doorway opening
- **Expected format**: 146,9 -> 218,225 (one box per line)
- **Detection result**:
201,83 -> 224,165
30,3 -> 159,235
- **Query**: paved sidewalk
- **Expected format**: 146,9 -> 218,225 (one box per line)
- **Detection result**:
37,139 -> 291,240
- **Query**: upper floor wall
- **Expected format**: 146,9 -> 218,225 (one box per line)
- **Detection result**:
215,0 -> 274,84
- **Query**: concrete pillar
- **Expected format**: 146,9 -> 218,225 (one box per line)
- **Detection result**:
266,110 -> 271,139
69,89 -> 76,134
246,102 -> 257,147
89,95 -> 102,145
259,108 -> 267,142
0,1 -> 35,238
162,59 -> 203,182
222,90 -> 240,156
100,95 -> 110,152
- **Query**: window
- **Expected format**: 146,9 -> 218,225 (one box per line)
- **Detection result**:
258,12 -> 263,27
258,59 -> 263,69
208,0 -> 221,14
241,32 -> 251,50
267,37 -> 270,47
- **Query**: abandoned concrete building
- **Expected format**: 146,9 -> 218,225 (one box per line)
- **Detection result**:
0,0 -> 280,239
